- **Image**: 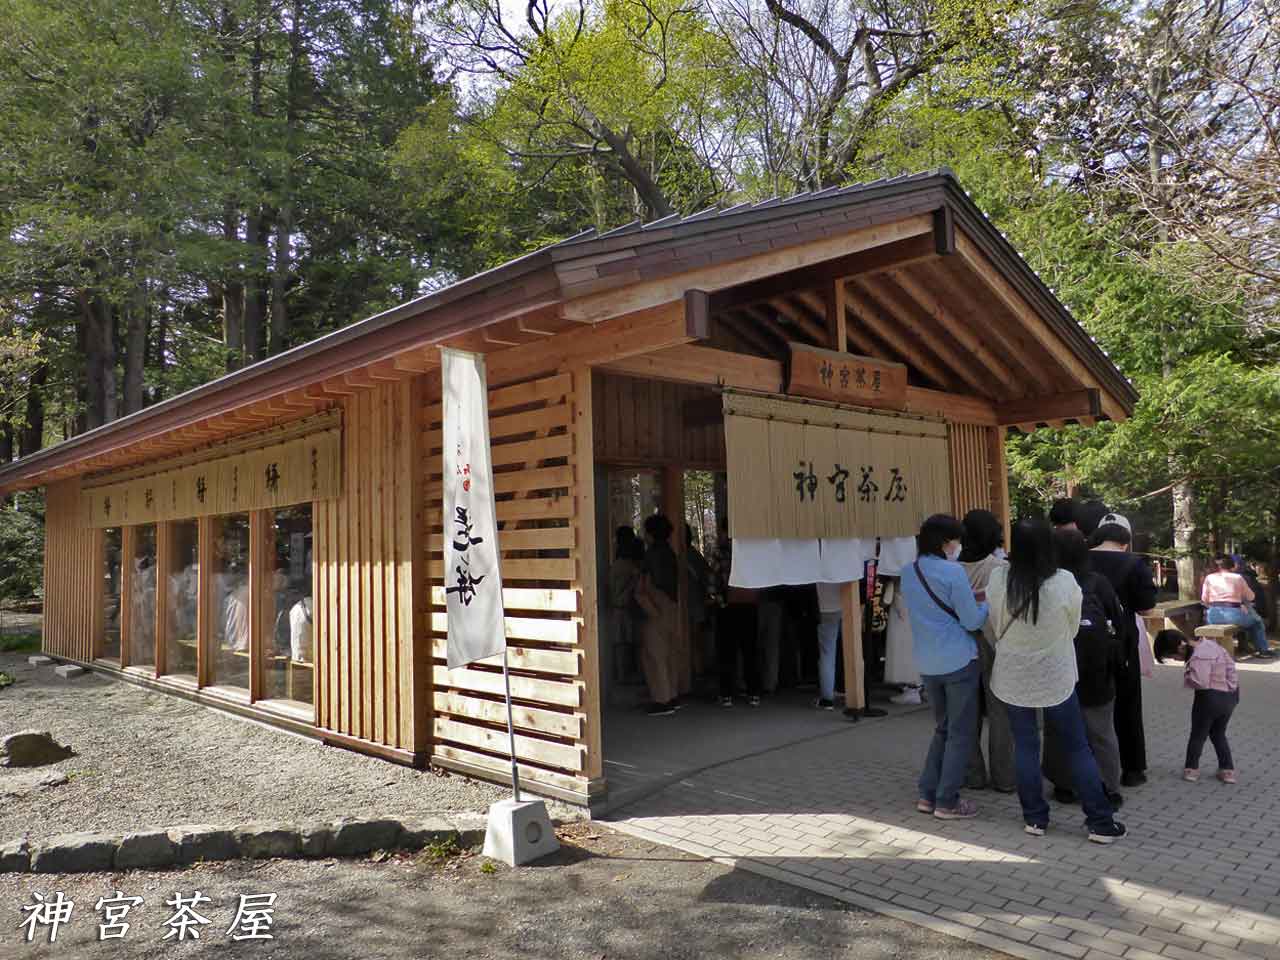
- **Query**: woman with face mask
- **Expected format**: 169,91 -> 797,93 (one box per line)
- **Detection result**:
900,514 -> 989,821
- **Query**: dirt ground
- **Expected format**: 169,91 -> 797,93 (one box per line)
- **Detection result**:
0,823 -> 1006,959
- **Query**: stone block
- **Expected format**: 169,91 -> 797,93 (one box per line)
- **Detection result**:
329,818 -> 403,857
299,823 -> 334,858
31,833 -> 117,873
0,840 -> 31,872
0,730 -> 73,768
399,818 -> 461,852
236,822 -> 300,860
168,825 -> 239,865
53,665 -> 86,679
481,799 -> 559,867
115,830 -> 178,870
27,656 -> 53,667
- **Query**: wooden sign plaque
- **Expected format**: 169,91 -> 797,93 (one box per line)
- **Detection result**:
786,342 -> 908,411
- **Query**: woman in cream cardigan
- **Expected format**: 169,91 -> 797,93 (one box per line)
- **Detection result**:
988,515 -> 1127,844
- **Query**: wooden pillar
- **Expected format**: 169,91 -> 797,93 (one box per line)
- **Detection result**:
404,375 -> 431,754
826,280 -> 848,353
249,509 -> 269,702
88,527 -> 106,660
840,581 -> 864,710
196,516 -> 214,687
986,425 -> 1011,548
119,525 -> 136,667
570,367 -> 603,782
154,522 -> 170,677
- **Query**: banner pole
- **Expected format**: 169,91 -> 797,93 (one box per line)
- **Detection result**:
501,646 -> 521,802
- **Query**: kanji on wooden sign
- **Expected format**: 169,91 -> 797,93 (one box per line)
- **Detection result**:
785,342 -> 908,411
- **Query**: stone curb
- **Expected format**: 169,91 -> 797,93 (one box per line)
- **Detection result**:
3,816 -> 488,874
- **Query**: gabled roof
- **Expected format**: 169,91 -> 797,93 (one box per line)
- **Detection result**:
0,168 -> 1137,494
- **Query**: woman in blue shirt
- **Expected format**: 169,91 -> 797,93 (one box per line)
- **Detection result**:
900,514 -> 989,820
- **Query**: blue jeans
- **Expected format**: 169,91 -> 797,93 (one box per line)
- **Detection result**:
1206,605 -> 1269,653
816,613 -> 840,701
919,659 -> 981,809
1007,691 -> 1115,832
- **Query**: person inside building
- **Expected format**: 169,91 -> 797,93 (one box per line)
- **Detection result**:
1044,528 -> 1126,809
709,515 -> 761,708
884,576 -> 922,704
960,509 -> 1014,794
609,526 -> 644,683
815,582 -> 841,710
901,514 -> 988,821
685,524 -> 712,683
1050,498 -> 1079,531
636,513 -> 680,715
1202,555 -> 1273,658
1089,513 -> 1157,786
990,514 -> 1126,843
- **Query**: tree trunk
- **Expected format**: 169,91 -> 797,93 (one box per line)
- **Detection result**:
122,280 -> 148,416
243,209 -> 271,363
19,365 -> 46,457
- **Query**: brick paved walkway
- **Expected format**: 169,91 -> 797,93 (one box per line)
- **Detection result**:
610,662 -> 1280,960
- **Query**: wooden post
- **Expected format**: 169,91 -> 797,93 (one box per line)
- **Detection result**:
826,280 -> 848,353
88,527 -> 106,660
154,522 -> 170,677
196,516 -> 214,687
840,581 -> 865,710
986,425 -> 1011,549
249,509 -> 268,702
570,367 -> 604,782
119,525 -> 136,667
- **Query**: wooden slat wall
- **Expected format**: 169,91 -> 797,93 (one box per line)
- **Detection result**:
313,380 -> 424,754
424,371 -> 599,798
42,478 -> 100,661
948,422 -> 991,519
593,372 -> 725,468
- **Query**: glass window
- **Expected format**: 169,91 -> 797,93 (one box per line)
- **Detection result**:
128,525 -> 157,670
101,528 -> 122,662
164,520 -> 199,678
264,505 -> 313,705
210,513 -> 251,691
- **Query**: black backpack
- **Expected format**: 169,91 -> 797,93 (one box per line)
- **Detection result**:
1074,574 -> 1119,706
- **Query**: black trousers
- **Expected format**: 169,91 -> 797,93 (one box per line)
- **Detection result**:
1186,689 -> 1238,770
1113,652 -> 1147,775
717,603 -> 760,698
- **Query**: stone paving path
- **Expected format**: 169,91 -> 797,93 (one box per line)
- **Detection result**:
611,662 -> 1280,960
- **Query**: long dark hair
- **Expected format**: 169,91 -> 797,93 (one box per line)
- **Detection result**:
1008,515 -> 1057,624
1052,528 -> 1091,586
959,510 -> 1002,563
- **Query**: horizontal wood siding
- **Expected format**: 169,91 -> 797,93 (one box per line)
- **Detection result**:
424,371 -> 598,796
593,372 -> 725,468
314,381 -> 423,753
948,421 -> 989,519
42,478 -> 100,661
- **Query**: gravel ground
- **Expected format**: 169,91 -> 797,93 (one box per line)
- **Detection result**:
0,652 -> 578,845
0,823 -> 1007,959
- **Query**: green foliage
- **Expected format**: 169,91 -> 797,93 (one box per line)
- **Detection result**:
0,492 -> 44,600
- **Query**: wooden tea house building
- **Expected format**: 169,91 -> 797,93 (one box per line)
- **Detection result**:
0,170 -> 1137,807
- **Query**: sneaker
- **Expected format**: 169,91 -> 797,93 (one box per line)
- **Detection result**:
934,799 -> 979,820
1218,769 -> 1237,784
1120,771 -> 1147,787
747,695 -> 761,708
916,799 -> 935,814
1088,821 -> 1127,844
671,699 -> 684,711
813,698 -> 835,711
891,686 -> 923,706
718,696 -> 734,708
1183,768 -> 1200,782
861,706 -> 889,718
1024,823 -> 1046,837
1256,650 -> 1277,660
647,703 -> 676,717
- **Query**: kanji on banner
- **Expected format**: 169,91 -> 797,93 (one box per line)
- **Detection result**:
442,348 -> 507,669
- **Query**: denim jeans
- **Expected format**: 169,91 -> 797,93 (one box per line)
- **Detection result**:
816,612 -> 840,701
1206,605 -> 1269,653
919,659 -> 981,809
1007,691 -> 1115,832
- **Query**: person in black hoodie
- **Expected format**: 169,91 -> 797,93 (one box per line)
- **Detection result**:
1044,529 -> 1126,808
1089,513 -> 1158,787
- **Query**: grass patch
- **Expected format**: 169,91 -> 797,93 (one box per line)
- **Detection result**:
418,835 -> 464,865
0,671 -> 13,689
0,632 -> 40,653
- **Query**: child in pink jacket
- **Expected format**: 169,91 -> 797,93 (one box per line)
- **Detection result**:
1182,633 -> 1240,783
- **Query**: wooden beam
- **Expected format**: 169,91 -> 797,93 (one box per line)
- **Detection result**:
843,286 -> 958,391
770,296 -> 828,345
986,425 -> 1011,549
569,367 -> 604,782
955,232 -> 1127,421
841,582 -> 864,711
197,515 -> 213,688
903,386 -> 998,425
996,389 -> 1101,426
562,215 -> 934,324
598,345 -> 783,393
708,231 -> 940,314
391,347 -> 439,374
725,310 -> 783,356
825,280 -> 847,352
485,300 -> 703,387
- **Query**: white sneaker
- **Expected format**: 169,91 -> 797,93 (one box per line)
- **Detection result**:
891,686 -> 923,705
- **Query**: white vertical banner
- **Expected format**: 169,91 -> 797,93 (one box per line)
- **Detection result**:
442,348 -> 507,669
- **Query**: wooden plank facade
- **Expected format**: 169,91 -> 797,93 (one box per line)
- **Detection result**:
5,170 -> 1139,807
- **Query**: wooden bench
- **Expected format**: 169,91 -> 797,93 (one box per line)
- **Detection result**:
1143,600 -> 1203,641
1195,624 -> 1241,658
